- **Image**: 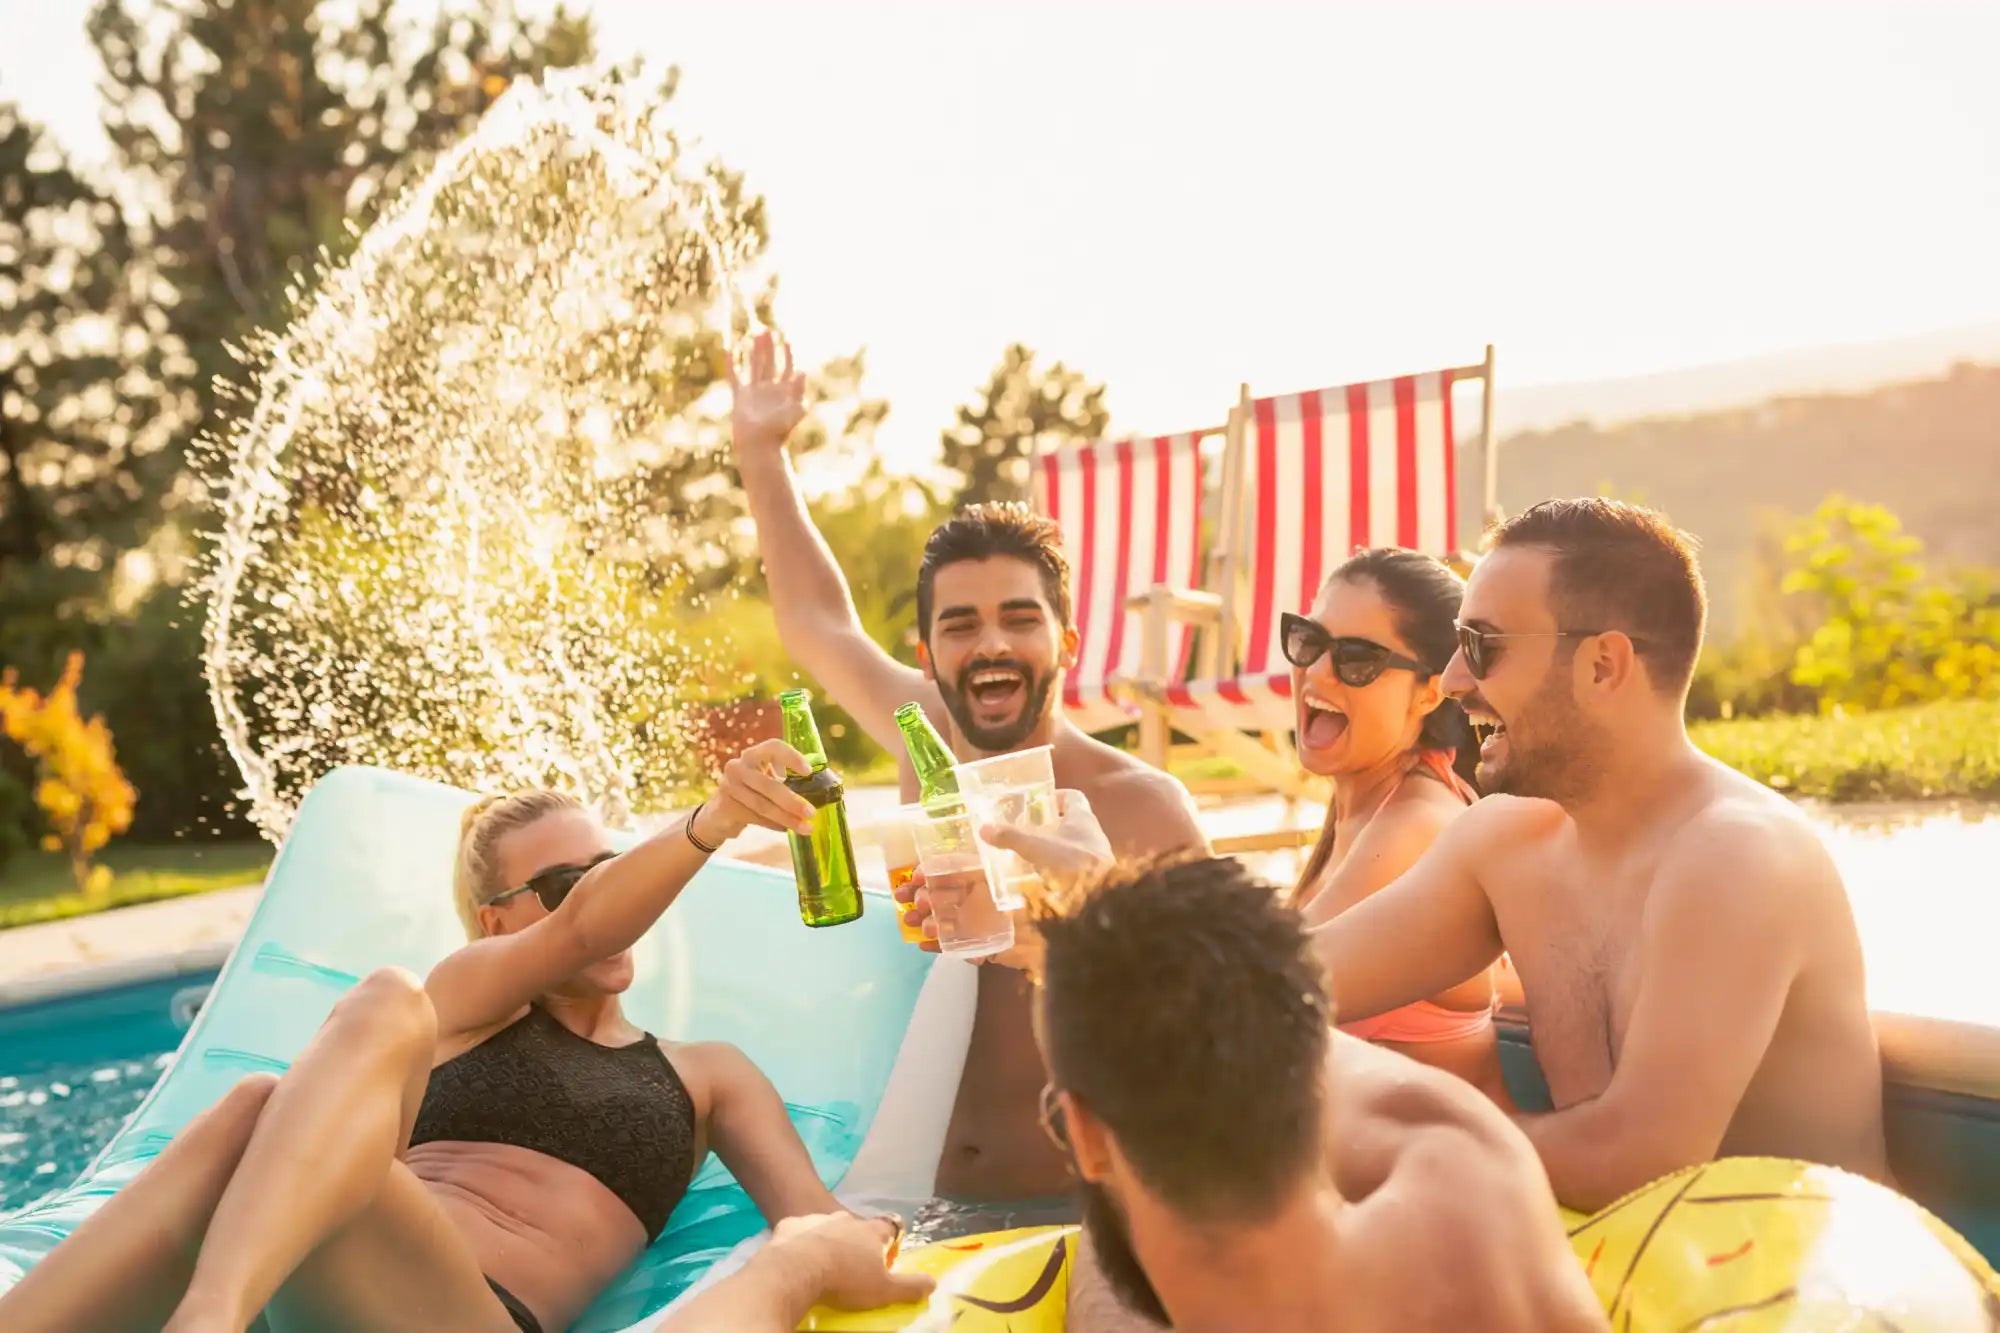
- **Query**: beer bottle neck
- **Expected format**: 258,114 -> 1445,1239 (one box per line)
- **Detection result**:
781,708 -> 828,769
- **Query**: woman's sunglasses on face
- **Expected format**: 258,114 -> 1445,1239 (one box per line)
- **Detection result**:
486,849 -> 618,913
1279,612 -> 1425,687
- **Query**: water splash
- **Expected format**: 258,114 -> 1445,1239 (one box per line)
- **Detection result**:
198,72 -> 761,841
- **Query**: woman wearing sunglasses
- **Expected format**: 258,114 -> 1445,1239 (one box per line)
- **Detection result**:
1,738 -> 876,1333
1281,548 -> 1511,1106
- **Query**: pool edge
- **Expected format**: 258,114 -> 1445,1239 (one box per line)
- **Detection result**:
0,943 -> 234,1011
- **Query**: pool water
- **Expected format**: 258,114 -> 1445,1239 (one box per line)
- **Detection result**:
905,1195 -> 1079,1245
0,969 -> 215,1215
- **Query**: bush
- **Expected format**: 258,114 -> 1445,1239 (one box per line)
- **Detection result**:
1778,497 -> 2000,713
1688,496 -> 1999,721
0,652 -> 138,894
1690,698 -> 2000,802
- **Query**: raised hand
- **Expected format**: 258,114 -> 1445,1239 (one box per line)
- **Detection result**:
978,788 -> 1115,890
694,738 -> 816,846
727,327 -> 806,455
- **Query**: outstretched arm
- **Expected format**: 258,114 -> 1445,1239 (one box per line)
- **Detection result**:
1510,822 -> 1812,1211
656,1213 -> 933,1332
426,739 -> 817,1041
1306,800 -> 1510,1024
730,330 -> 944,757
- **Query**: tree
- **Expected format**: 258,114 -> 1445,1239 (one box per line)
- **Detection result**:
25,0 -> 616,840
939,343 -> 1108,510
1781,495 -> 2000,712
0,100 -> 182,605
86,0 -> 601,516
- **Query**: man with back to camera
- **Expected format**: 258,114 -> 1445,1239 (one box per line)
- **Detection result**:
1012,837 -> 1608,1332
1304,497 -> 1889,1211
724,333 -> 1207,1240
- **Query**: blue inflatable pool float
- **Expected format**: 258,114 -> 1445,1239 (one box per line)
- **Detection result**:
0,765 -> 967,1330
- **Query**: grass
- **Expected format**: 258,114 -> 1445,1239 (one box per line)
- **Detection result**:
1690,697 -> 2000,803
1152,699 -> 2000,804
0,841 -> 272,931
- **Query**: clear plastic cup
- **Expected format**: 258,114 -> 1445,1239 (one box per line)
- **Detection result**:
880,805 -> 927,946
909,809 -> 1015,959
953,746 -> 1057,910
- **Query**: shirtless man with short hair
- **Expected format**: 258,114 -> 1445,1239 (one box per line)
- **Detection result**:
727,331 -> 1207,1209
1022,843 -> 1606,1333
1309,497 -> 1889,1212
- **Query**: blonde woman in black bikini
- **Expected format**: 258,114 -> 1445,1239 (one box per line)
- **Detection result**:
1285,548 -> 1512,1107
0,738 -> 927,1333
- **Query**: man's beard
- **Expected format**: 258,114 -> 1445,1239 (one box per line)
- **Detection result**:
1077,1178 -> 1171,1327
1475,668 -> 1608,806
934,656 -> 1057,752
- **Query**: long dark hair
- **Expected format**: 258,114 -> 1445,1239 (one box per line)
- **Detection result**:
1292,548 -> 1479,904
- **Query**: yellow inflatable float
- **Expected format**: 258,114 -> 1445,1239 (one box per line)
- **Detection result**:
799,1225 -> 1074,1331
800,1158 -> 2000,1330
1567,1157 -> 2000,1330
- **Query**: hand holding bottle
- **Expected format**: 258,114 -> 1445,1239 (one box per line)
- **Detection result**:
695,738 -> 817,845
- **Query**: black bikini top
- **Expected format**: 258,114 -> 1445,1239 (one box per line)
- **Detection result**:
408,1005 -> 697,1242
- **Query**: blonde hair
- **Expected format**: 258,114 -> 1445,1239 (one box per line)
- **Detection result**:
453,789 -> 584,939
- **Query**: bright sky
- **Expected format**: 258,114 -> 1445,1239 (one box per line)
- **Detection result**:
6,1 -> 2000,466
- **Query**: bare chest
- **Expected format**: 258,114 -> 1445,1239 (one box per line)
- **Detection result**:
1493,855 -> 1649,1108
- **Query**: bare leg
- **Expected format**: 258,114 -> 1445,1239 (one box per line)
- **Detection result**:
162,968 -> 452,1331
0,1073 -> 280,1333
261,1158 -> 523,1333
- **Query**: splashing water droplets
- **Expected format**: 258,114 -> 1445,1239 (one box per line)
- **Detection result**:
199,74 -> 757,841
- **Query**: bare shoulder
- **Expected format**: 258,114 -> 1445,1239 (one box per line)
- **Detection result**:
1447,792 -> 1568,861
1662,777 -> 1845,912
1336,1044 -> 1569,1325
1364,783 -> 1465,853
1332,1031 -> 1530,1159
1054,732 -> 1206,858
658,1039 -> 748,1105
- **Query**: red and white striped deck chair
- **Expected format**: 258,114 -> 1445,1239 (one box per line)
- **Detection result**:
1032,432 -> 1208,734
1134,348 -> 1496,796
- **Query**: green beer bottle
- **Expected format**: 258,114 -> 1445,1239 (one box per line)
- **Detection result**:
894,701 -> 965,818
779,689 -> 863,928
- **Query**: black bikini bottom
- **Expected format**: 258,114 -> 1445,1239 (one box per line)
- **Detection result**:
486,1277 -> 544,1333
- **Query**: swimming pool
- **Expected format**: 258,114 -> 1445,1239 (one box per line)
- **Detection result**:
0,968 -> 216,1215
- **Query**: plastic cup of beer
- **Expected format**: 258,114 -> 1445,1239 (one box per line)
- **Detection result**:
880,805 -> 927,947
952,746 -> 1057,911
909,809 -> 1015,959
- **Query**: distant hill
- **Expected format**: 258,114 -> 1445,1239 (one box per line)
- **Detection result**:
1460,360 -> 2000,634
1493,321 -> 2000,434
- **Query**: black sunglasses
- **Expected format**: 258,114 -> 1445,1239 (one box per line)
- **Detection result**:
1279,612 -> 1426,686
1454,623 -> 1640,680
486,850 -> 617,913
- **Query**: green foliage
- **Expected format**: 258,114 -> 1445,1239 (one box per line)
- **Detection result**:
940,343 -> 1108,510
0,100 -> 182,584
1690,698 -> 2000,802
1779,496 -> 2000,713
87,0 -> 602,451
1688,496 -> 1999,720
